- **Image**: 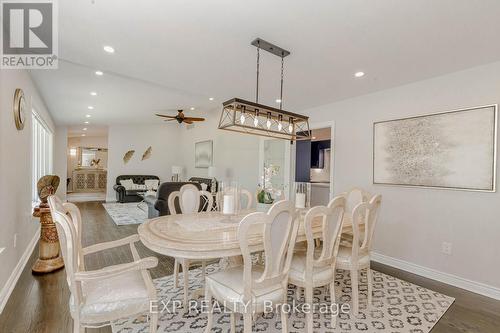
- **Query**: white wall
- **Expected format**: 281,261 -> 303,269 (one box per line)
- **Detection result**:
0,70 -> 55,309
179,110 -> 261,195
104,112 -> 261,203
303,61 -> 500,292
106,124 -> 182,200
54,126 -> 68,201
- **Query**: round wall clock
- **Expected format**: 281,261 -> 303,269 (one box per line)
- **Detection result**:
13,88 -> 26,130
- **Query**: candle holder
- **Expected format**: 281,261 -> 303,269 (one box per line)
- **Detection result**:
219,181 -> 240,217
293,182 -> 311,210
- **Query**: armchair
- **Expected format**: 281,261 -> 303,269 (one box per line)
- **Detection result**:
48,195 -> 158,333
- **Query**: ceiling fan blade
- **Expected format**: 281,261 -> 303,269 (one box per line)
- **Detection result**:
183,117 -> 205,122
156,114 -> 177,119
183,120 -> 194,124
163,119 -> 176,122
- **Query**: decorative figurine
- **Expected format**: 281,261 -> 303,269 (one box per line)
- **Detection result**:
32,175 -> 64,274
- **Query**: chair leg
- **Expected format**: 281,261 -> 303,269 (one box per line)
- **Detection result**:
351,268 -> 359,316
296,287 -> 302,302
202,261 -> 207,282
330,281 -> 336,329
173,259 -> 179,288
149,312 -> 158,333
305,286 -> 314,333
73,319 -> 83,333
181,260 -> 189,309
204,288 -> 213,333
281,295 -> 288,333
230,312 -> 236,333
243,312 -> 252,333
367,267 -> 373,306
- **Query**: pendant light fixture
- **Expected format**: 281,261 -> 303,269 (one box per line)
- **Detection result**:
218,38 -> 310,141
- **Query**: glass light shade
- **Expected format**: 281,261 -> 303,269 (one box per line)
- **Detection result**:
293,182 -> 311,209
171,165 -> 183,174
208,166 -> 216,178
69,148 -> 77,156
219,181 -> 240,215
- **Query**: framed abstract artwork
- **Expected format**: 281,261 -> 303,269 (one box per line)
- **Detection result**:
195,140 -> 213,168
373,104 -> 498,192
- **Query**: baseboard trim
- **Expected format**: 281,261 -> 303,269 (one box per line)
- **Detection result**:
0,228 -> 40,313
371,252 -> 500,301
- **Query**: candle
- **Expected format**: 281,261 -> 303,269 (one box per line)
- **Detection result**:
295,192 -> 306,209
223,195 -> 235,214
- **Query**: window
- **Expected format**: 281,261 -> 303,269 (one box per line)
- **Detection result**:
32,110 -> 53,203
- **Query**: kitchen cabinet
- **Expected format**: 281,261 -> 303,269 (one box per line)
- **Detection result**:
311,140 -> 331,169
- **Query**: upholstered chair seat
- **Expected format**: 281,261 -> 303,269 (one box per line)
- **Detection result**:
205,265 -> 286,313
69,268 -> 152,324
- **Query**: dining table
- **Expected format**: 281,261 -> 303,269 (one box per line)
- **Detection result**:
138,208 -> 356,307
138,208 -> 355,261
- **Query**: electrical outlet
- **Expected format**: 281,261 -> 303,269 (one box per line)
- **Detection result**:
13,233 -> 18,248
441,242 -> 452,255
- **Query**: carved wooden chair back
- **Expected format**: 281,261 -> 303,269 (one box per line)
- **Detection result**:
238,200 -> 298,301
168,184 -> 213,214
304,196 -> 346,272
350,194 -> 382,260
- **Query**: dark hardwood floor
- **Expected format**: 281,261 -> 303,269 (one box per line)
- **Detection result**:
1,201 -> 499,332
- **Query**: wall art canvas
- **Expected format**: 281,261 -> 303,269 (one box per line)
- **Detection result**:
373,105 -> 497,192
195,140 -> 213,168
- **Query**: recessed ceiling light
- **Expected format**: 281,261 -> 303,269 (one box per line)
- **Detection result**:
312,136 -> 317,140
88,106 -> 94,110
83,128 -> 87,131
190,107 -> 195,111
354,71 -> 365,78
103,45 -> 115,53
86,114 -> 91,118
209,97 -> 214,101
81,134 -> 86,137
95,70 -> 104,76
275,99 -> 282,103
84,121 -> 89,124
90,91 -> 97,96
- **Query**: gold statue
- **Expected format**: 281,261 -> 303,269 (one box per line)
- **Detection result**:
32,175 -> 64,273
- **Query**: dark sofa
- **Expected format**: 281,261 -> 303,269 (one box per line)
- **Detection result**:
113,175 -> 160,203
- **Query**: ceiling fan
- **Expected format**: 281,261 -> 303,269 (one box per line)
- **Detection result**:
155,110 -> 205,124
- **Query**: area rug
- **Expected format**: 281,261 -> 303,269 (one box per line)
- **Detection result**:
102,202 -> 148,225
111,264 -> 454,333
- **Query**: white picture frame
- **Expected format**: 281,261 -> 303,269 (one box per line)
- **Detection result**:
195,140 -> 213,168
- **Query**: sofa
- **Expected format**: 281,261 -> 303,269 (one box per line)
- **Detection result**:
113,175 -> 160,203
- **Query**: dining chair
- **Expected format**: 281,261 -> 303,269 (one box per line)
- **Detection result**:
48,195 -> 158,333
168,184 -> 213,307
204,200 -> 299,333
336,194 -> 382,316
288,196 -> 346,332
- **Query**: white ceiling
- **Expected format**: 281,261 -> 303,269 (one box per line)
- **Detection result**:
30,0 -> 500,130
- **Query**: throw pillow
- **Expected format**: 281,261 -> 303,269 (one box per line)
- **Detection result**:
120,179 -> 134,190
145,179 -> 159,191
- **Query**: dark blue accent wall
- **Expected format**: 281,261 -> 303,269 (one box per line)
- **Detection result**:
295,140 -> 311,182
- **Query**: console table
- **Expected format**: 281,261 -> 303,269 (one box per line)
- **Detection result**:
72,169 -> 107,192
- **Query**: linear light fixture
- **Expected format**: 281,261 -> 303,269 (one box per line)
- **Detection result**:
218,38 -> 310,141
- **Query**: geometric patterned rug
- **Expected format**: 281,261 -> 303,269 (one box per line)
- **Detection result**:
102,202 -> 148,225
111,264 -> 454,333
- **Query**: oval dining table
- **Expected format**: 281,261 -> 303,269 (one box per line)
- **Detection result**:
137,209 -> 350,261
138,208 -> 356,307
